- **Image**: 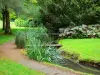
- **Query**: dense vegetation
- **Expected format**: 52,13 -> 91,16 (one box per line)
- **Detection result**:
37,0 -> 100,33
15,27 -> 63,63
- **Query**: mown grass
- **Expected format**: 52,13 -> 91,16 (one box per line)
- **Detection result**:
59,39 -> 100,63
0,35 -> 14,45
0,59 -> 45,75
0,21 -> 25,45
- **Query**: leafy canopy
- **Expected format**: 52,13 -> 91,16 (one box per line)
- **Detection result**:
37,0 -> 100,33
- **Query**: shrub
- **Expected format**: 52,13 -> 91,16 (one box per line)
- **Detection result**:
37,0 -> 100,34
15,27 -> 63,63
25,27 -> 63,63
45,47 -> 63,63
15,18 -> 33,27
10,9 -> 17,21
59,25 -> 100,39
27,27 -> 50,43
26,37 -> 45,61
15,27 -> 50,48
15,18 -> 27,27
15,30 -> 26,48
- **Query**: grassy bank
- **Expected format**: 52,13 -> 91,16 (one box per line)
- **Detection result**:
59,39 -> 100,63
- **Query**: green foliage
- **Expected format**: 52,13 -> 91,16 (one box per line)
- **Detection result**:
30,27 -> 50,43
15,18 -> 30,27
23,27 -> 63,63
0,13 -> 2,20
44,47 -> 63,63
26,34 -> 62,63
15,27 -> 49,48
27,4 -> 41,19
0,59 -> 45,75
15,18 -> 26,27
59,25 -> 100,38
24,2 -> 42,26
37,0 -> 100,33
26,37 -> 45,61
9,9 -> 17,21
0,0 -> 25,12
15,30 -> 26,48
14,23 -> 63,63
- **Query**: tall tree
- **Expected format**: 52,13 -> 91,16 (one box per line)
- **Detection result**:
37,0 -> 100,33
0,0 -> 25,34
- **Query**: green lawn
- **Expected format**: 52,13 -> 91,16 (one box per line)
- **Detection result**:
0,21 -> 14,44
0,59 -> 45,75
59,39 -> 100,62
0,21 -> 25,45
0,35 -> 14,45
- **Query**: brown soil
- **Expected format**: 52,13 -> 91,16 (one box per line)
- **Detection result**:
0,41 -> 82,75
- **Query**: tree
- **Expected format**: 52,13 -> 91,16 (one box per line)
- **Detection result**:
37,0 -> 100,34
0,0 -> 25,34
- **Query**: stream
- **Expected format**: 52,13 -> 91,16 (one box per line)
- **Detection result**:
60,58 -> 100,75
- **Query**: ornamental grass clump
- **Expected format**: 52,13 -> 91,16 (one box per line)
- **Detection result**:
26,37 -> 63,62
25,27 -> 63,63
15,27 -> 63,63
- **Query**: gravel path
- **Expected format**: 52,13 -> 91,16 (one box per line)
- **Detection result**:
0,41 -> 81,75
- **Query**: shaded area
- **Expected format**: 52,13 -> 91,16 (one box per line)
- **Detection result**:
60,58 -> 100,75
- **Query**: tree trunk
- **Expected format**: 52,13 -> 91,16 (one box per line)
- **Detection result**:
4,7 -> 12,34
2,10 -> 6,30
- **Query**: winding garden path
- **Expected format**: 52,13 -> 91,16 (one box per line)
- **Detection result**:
0,41 -> 81,75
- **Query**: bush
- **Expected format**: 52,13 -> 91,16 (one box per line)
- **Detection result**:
45,47 -> 63,63
26,37 -> 45,61
37,0 -> 100,34
15,18 -> 27,27
15,18 -> 33,27
26,32 -> 62,62
27,27 -> 50,43
15,31 -> 26,48
10,9 -> 17,21
59,25 -> 100,39
15,27 -> 63,63
25,27 -> 63,63
15,27 -> 50,48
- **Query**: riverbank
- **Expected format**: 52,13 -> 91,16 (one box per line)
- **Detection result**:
59,39 -> 100,63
